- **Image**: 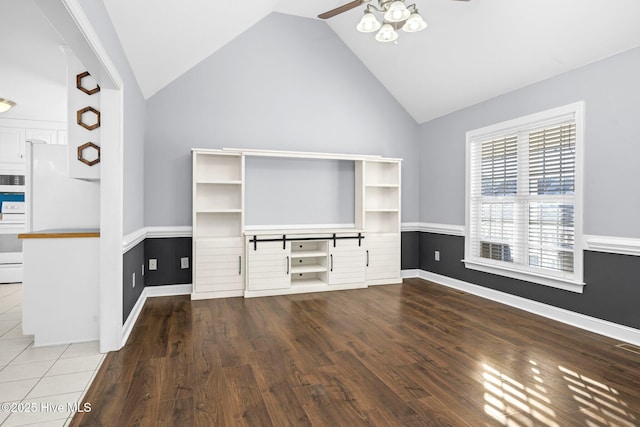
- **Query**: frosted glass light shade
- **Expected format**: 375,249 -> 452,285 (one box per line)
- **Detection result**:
357,12 -> 382,33
402,12 -> 427,32
384,1 -> 411,23
375,24 -> 399,42
0,98 -> 15,113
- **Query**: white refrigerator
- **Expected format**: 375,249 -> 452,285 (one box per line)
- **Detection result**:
25,141 -> 99,232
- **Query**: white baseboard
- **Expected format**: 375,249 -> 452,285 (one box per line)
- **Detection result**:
414,270 -> 640,347
145,283 -> 192,297
121,284 -> 192,347
401,269 -> 420,278
121,289 -> 147,347
0,264 -> 23,284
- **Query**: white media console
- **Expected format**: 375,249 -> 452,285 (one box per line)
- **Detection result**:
191,148 -> 401,300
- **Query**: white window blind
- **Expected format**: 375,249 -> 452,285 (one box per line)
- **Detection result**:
465,103 -> 584,292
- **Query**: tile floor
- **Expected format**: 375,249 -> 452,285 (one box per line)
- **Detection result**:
0,283 -> 104,426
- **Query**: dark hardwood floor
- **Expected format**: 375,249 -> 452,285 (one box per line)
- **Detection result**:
71,279 -> 640,426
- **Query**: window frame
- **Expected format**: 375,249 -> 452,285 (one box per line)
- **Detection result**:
464,102 -> 585,293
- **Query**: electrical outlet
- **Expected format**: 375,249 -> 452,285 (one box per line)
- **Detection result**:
435,250 -> 440,261
132,272 -> 135,288
149,259 -> 157,270
181,257 -> 189,269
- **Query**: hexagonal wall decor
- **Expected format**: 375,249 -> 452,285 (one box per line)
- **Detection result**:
77,142 -> 101,166
76,71 -> 101,95
77,106 -> 101,130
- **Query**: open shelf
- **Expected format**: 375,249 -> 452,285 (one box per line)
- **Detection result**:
290,264 -> 327,274
290,278 -> 326,287
291,240 -> 327,254
365,211 -> 399,234
366,184 -> 398,189
195,179 -> 242,185
195,212 -> 242,237
194,153 -> 242,182
291,250 -> 327,258
196,209 -> 242,213
290,239 -> 328,286
364,161 -> 400,186
365,186 -> 399,211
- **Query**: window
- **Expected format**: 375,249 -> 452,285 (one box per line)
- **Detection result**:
464,102 -> 584,293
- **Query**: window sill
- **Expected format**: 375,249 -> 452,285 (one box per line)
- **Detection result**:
462,258 -> 585,293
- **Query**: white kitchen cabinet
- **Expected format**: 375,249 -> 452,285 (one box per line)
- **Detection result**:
0,127 -> 26,167
20,231 -> 99,346
0,120 -> 67,172
26,128 -> 58,145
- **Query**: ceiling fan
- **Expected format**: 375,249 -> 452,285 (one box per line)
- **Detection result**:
318,0 -> 469,42
318,0 -> 469,19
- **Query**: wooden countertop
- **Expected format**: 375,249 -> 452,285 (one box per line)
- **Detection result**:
18,228 -> 100,239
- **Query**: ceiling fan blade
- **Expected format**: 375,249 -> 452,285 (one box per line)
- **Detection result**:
318,0 -> 366,19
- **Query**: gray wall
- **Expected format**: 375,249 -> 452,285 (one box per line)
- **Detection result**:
79,0 -> 146,235
419,46 -> 640,239
245,157 -> 354,226
144,12 -> 419,228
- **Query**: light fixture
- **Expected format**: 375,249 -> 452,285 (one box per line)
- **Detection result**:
403,10 -> 427,32
355,1 -> 427,43
384,1 -> 411,22
375,23 -> 399,43
0,98 -> 16,113
356,10 -> 382,33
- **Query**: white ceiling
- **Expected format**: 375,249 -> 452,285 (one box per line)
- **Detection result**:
101,1 -> 640,123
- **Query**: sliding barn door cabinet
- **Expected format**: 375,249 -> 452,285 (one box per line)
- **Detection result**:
191,148 -> 402,300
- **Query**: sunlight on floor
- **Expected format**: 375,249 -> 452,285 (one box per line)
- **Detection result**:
483,361 -> 560,427
559,365 -> 636,427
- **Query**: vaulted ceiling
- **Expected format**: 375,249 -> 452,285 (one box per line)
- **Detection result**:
102,0 -> 640,123
41,1 -> 640,123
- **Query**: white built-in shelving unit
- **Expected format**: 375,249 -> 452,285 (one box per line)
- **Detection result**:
192,148 -> 401,300
290,240 -> 328,287
357,159 -> 402,284
192,151 -> 245,299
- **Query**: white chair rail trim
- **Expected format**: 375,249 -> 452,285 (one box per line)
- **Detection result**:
124,226 -> 640,257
